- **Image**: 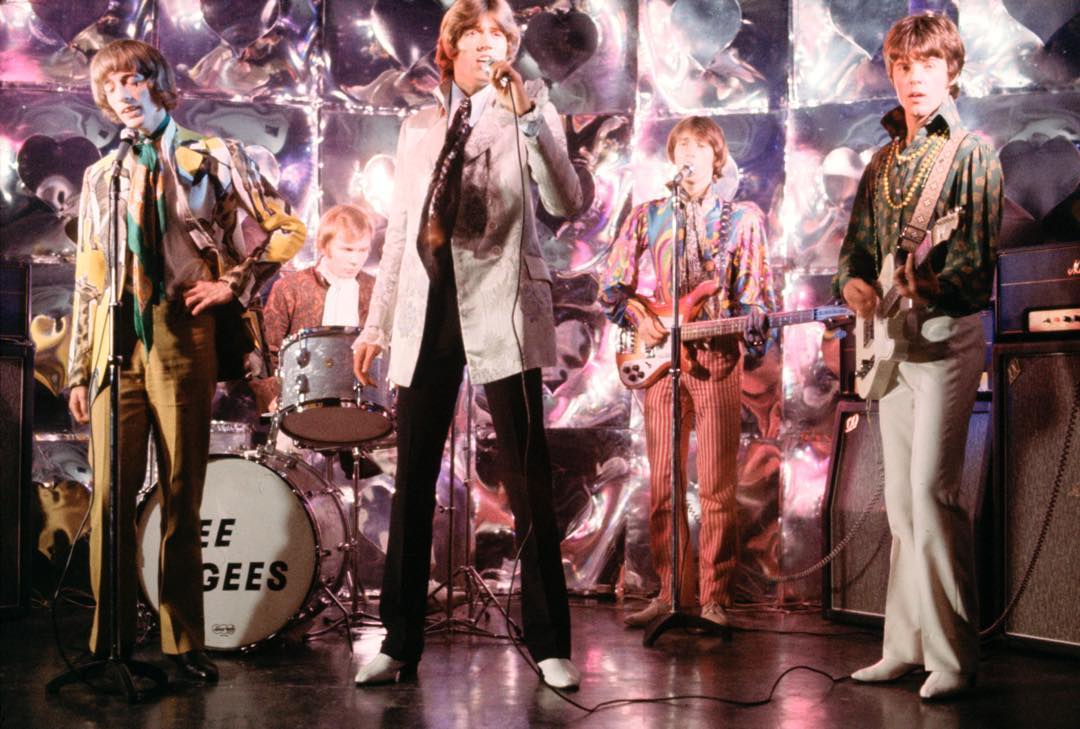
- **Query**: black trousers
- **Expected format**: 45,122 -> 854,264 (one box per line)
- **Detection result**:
378,273 -> 571,663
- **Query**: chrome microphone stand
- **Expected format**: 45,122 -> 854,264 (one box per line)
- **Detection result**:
644,168 -> 729,646
426,372 -> 521,639
48,139 -> 169,701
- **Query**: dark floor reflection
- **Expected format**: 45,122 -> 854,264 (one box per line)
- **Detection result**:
3,602 -> 1079,729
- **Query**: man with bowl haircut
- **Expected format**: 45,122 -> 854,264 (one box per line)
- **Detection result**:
600,116 -> 776,629
67,39 -> 305,682
252,202 -> 377,415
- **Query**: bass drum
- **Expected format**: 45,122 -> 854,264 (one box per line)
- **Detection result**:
136,452 -> 347,650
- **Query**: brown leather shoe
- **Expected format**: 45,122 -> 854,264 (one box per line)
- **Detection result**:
170,650 -> 219,683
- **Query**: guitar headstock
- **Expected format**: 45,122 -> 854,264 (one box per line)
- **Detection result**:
931,206 -> 963,246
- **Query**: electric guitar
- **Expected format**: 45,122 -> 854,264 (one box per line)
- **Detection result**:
853,207 -> 962,400
615,280 -> 852,389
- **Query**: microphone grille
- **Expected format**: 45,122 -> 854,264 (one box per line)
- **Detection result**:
120,127 -> 140,142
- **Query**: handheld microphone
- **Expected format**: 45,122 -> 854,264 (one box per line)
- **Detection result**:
483,58 -> 511,89
673,164 -> 693,185
110,127 -> 140,178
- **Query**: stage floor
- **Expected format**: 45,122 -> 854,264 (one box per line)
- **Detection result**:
3,598 -> 1078,728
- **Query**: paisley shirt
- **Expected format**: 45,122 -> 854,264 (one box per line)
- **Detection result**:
832,97 -> 1003,317
600,193 -> 777,328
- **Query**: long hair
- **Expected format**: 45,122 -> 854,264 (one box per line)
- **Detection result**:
434,0 -> 521,82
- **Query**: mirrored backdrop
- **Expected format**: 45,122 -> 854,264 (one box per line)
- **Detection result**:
3,1 -> 1077,606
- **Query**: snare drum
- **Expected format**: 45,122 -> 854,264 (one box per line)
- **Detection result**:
136,452 -> 347,650
277,326 -> 394,447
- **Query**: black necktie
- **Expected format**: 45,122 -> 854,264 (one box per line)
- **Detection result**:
417,96 -> 472,282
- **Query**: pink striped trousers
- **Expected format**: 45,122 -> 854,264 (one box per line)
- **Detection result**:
643,347 -> 742,607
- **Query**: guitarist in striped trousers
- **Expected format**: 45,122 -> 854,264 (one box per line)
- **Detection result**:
601,116 -> 777,628
834,13 -> 1003,700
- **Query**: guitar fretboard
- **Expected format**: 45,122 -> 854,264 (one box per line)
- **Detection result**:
681,310 -> 821,342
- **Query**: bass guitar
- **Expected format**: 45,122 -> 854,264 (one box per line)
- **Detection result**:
615,280 -> 852,389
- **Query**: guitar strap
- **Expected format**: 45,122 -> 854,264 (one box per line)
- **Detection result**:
711,200 -> 735,320
898,129 -> 969,253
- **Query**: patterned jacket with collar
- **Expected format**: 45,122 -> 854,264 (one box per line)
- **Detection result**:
356,80 -> 581,387
67,118 -> 307,398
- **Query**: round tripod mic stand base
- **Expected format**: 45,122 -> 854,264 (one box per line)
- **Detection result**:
642,608 -> 733,647
425,565 -> 522,640
46,655 -> 169,703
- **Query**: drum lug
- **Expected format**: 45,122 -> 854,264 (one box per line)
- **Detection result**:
297,344 -> 310,367
294,374 -> 309,395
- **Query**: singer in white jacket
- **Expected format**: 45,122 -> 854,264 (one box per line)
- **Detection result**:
352,0 -> 582,689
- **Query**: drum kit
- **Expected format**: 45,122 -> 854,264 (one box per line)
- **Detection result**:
136,325 -> 395,650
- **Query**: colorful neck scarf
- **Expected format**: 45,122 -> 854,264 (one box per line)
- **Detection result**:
126,115 -> 170,352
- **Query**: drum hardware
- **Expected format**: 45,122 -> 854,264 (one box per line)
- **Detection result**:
304,443 -> 383,642
277,326 -> 394,448
136,452 -> 349,651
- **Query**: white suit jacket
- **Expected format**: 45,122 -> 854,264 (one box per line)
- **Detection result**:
359,80 -> 581,386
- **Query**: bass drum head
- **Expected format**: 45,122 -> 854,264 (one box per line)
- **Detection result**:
137,454 -> 339,650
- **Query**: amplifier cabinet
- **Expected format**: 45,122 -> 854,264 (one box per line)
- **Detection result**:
823,397 -> 993,627
996,241 -> 1080,339
0,258 -> 31,342
992,339 -> 1080,654
0,340 -> 35,619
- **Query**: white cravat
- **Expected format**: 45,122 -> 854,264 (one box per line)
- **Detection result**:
317,258 -> 360,327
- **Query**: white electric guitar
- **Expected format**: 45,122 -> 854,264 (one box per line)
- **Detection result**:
615,280 -> 852,389
852,207 -> 962,399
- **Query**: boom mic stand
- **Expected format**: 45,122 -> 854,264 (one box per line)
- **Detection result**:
643,170 -> 729,646
48,138 -> 169,701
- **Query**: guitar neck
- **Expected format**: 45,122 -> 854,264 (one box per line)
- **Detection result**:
680,309 -> 817,342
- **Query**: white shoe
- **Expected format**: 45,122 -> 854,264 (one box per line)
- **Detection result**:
851,657 -> 919,683
354,653 -> 415,685
919,671 -> 975,700
538,658 -> 581,690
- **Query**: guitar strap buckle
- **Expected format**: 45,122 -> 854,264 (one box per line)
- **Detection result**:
899,225 -> 925,252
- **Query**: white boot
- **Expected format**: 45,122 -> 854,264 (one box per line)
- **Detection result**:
354,653 -> 414,685
538,658 -> 581,690
919,671 -> 975,700
851,657 -> 919,682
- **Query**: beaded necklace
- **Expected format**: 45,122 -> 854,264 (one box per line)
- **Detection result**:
879,133 -> 946,210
